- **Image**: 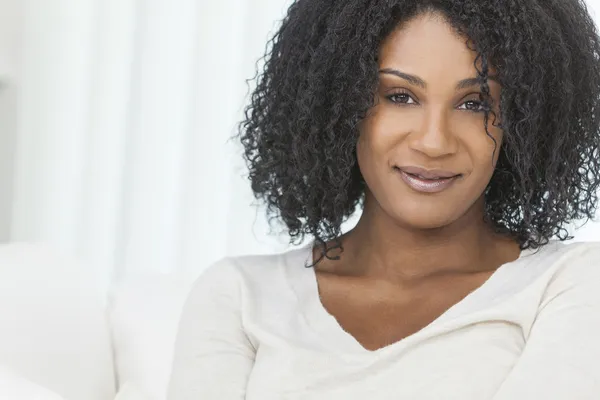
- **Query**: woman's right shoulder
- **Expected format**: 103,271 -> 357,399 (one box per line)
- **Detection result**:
191,246 -> 312,296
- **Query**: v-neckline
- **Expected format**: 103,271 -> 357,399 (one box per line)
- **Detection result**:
289,243 -> 536,356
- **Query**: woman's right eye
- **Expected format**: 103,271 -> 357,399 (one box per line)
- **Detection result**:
387,92 -> 416,105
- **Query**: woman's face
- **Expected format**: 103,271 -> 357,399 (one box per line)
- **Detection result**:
357,12 -> 503,230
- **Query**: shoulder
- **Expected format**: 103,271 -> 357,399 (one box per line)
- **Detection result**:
540,240 -> 600,277
190,246 -> 312,298
530,241 -> 600,307
521,240 -> 600,275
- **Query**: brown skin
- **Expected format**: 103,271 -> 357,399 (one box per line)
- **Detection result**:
312,12 -> 522,351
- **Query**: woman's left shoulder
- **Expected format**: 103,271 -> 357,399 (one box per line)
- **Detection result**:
538,240 -> 600,288
552,240 -> 600,265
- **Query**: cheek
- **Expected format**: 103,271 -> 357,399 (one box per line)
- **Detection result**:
486,126 -> 504,166
357,107 -> 404,160
356,130 -> 377,176
467,127 -> 503,174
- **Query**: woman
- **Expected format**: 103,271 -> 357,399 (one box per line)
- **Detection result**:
169,0 -> 600,398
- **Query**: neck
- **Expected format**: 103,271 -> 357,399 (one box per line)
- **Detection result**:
330,195 -> 519,282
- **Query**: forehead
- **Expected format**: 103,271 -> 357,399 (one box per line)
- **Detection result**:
379,13 -> 492,81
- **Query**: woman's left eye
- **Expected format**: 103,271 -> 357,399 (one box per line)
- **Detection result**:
458,100 -> 485,112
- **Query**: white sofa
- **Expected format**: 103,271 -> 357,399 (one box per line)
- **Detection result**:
0,242 -> 201,400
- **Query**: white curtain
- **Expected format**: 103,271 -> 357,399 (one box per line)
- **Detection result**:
1,0 -> 598,285
5,0 -> 299,285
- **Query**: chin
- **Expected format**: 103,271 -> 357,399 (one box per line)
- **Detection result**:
390,203 -> 463,231
398,214 -> 458,231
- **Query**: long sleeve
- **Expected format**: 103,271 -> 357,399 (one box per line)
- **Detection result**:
167,258 -> 256,400
492,244 -> 600,399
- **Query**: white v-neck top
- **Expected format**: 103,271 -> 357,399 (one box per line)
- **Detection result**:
168,241 -> 600,400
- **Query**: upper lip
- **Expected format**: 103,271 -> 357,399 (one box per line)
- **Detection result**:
396,165 -> 460,179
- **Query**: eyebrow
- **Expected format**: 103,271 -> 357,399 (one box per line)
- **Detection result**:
379,68 -> 499,90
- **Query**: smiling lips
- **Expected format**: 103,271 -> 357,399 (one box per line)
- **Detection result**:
394,166 -> 461,193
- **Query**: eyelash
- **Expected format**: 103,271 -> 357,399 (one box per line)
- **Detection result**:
386,90 -> 486,113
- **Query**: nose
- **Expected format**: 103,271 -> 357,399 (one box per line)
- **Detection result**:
408,107 -> 458,158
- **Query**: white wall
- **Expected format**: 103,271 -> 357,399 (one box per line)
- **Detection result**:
0,0 -> 301,280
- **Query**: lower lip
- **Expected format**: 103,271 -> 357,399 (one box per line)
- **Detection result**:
396,169 -> 460,193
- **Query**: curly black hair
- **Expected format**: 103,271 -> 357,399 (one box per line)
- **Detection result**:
239,0 -> 600,254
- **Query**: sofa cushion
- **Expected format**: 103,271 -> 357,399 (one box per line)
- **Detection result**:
109,272 -> 200,399
0,242 -> 116,400
0,364 -> 66,399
